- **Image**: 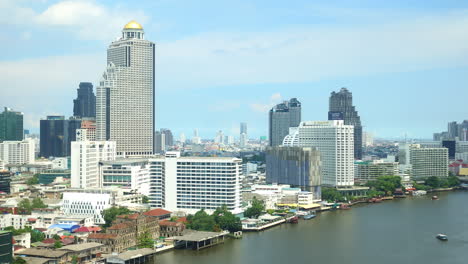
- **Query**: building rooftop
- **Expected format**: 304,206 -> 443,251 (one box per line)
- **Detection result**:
143,208 -> 171,217
60,242 -> 103,252
108,248 -> 155,261
88,233 -> 118,240
19,248 -> 68,258
21,257 -> 53,264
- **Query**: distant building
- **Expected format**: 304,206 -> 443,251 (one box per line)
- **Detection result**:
0,231 -> 12,263
96,21 -> 155,156
0,171 -> 11,194
283,120 -> 354,187
0,107 -> 23,142
363,132 -> 374,147
354,160 -> 399,184
442,140 -> 456,160
73,82 -> 96,118
0,138 -> 35,165
269,98 -> 301,146
40,116 -> 82,157
329,88 -> 363,159
70,140 -> 116,188
240,122 -> 247,135
239,133 -> 248,148
154,128 -> 174,153
448,121 -> 458,139
409,145 -> 448,179
266,146 -> 322,200
76,119 -> 97,141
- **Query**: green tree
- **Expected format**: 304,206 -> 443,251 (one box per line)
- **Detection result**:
142,195 -> 149,204
71,255 -> 78,264
102,207 -> 132,227
213,205 -> 242,232
31,229 -> 45,243
13,257 -> 27,264
366,176 -> 402,195
186,209 -> 216,231
18,199 -> 32,214
244,196 -> 265,219
447,176 -> 460,187
321,187 -> 344,202
26,175 -> 39,185
54,241 -> 62,248
425,176 -> 440,188
137,231 -> 154,248
53,234 -> 61,240
31,198 -> 47,209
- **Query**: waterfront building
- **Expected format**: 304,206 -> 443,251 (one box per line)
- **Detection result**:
329,88 -> 363,159
354,160 -> 399,184
40,116 -> 82,158
269,98 -> 301,147
73,82 -> 96,118
283,120 -> 354,187
100,159 -> 150,195
0,231 -> 12,263
62,192 -> 112,225
265,146 -> 322,199
96,21 -> 155,156
409,145 -> 448,179
0,138 -> 35,165
0,171 -> 11,194
148,152 -> 242,214
0,107 -> 23,142
70,140 -> 116,189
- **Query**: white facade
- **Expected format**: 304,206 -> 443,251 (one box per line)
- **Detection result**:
240,133 -> 248,147
0,214 -> 28,229
76,128 -> 96,142
297,191 -> 314,205
13,233 -> 31,248
61,192 -> 112,225
148,152 -> 242,214
409,145 -> 448,178
100,159 -> 150,196
0,139 -> 35,165
71,141 -> 116,189
51,157 -> 68,170
284,120 -> 354,187
96,21 -> 155,156
363,132 -> 374,147
354,160 -> 399,183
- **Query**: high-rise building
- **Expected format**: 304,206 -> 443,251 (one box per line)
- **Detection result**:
240,122 -> 247,135
442,140 -> 456,160
362,131 -> 374,147
354,160 -> 399,184
215,130 -> 224,144
0,171 -> 11,194
76,119 -> 96,141
269,98 -> 301,146
0,107 -> 23,142
96,21 -> 155,156
73,82 -> 96,118
409,145 -> 448,179
100,159 -> 150,195
240,133 -> 248,148
192,129 -> 201,144
70,140 -> 116,189
148,152 -> 242,214
160,129 -> 173,147
154,130 -> 165,153
447,121 -> 458,139
40,116 -> 81,157
459,120 -> 468,141
0,231 -> 12,263
0,139 -> 35,165
329,88 -> 363,159
266,146 -> 322,199
283,120 -> 354,187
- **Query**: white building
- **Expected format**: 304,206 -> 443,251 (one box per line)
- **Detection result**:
362,132 -> 374,147
61,192 -> 112,225
96,21 -> 155,156
148,152 -> 242,214
0,139 -> 35,165
0,214 -> 29,229
100,159 -> 150,196
297,191 -> 314,205
354,160 -> 399,183
71,140 -> 116,189
239,133 -> 248,148
409,145 -> 448,179
51,157 -> 68,170
13,233 -> 31,248
283,120 -> 354,187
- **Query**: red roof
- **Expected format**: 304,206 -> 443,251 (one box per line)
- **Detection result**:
143,208 -> 172,217
75,226 -> 102,233
117,213 -> 140,220
176,217 -> 187,223
42,238 -> 55,244
107,223 -> 128,230
159,220 -> 182,227
27,218 -> 37,222
88,233 -> 118,239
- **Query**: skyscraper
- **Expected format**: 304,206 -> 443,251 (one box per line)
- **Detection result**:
268,98 -> 301,146
40,116 -> 81,157
0,107 -> 23,142
447,121 -> 458,139
329,88 -> 363,159
73,82 -> 96,118
96,21 -> 155,156
240,122 -> 247,135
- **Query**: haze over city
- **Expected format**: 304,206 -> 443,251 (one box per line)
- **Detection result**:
2,0 -> 468,139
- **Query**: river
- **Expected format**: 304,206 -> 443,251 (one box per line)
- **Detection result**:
158,191 -> 468,264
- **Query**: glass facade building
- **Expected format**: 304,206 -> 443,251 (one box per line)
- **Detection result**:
268,98 -> 301,147
0,107 -> 23,142
40,116 -> 82,157
73,82 -> 96,118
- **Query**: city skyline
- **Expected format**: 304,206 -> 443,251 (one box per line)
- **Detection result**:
2,0 -> 468,139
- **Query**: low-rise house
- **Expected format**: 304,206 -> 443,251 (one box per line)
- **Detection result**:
159,220 -> 185,238
16,242 -> 103,264
13,232 -> 30,248
143,208 -> 171,220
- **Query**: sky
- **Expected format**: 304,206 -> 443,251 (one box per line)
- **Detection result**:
1,0 -> 468,140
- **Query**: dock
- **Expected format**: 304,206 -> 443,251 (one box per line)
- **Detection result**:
173,230 -> 229,250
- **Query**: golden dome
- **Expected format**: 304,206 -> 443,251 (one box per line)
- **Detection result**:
123,20 -> 143,30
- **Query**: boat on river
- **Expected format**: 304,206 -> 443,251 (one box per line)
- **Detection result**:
436,234 -> 448,241
303,213 -> 316,220
432,195 -> 439,200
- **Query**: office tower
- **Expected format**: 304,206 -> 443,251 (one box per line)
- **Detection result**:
96,21 -> 155,156
409,145 -> 448,178
70,140 -> 116,188
354,160 -> 399,184
0,107 -> 23,142
0,171 -> 11,194
215,130 -> 224,144
227,135 -> 235,145
442,140 -> 456,160
362,131 -> 374,147
329,88 -> 363,159
0,231 -> 12,263
160,129 -> 173,147
76,119 -> 97,141
154,130 -> 165,153
240,122 -> 247,135
269,98 -> 301,146
459,120 -> 468,141
240,133 -> 247,147
192,129 -> 201,144
447,121 -> 458,139
179,133 -> 186,143
266,146 -> 322,199
148,152 -> 242,213
40,116 -> 81,157
0,138 -> 35,165
283,120 -> 354,187
73,82 -> 96,118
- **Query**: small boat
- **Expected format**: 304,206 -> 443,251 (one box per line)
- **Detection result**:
303,214 -> 316,220
436,234 -> 448,241
432,196 -> 439,200
288,216 -> 299,224
340,204 -> 350,210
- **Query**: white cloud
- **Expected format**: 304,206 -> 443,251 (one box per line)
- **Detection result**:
250,93 -> 283,113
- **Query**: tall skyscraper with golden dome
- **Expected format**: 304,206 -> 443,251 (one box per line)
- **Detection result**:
96,21 -> 155,156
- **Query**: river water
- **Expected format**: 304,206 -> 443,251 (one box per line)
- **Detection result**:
158,191 -> 468,264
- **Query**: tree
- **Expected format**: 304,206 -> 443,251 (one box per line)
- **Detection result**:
137,231 -> 154,248
447,176 -> 460,187
366,176 -> 402,195
244,196 -> 265,219
425,176 -> 440,189
187,209 -> 216,231
18,199 -> 32,214
102,207 -> 132,227
53,234 -> 61,240
321,187 -> 344,202
142,195 -> 149,204
26,175 -> 39,185
54,241 -> 62,248
31,198 -> 47,209
13,257 -> 27,264
213,205 -> 242,232
71,255 -> 78,264
31,229 -> 45,243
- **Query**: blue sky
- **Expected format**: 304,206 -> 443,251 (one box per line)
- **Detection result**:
1,0 -> 468,140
